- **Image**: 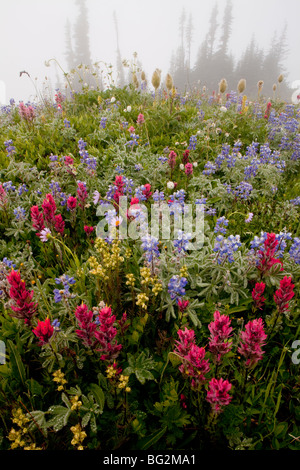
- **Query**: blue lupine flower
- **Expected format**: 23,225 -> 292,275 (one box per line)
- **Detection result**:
53,288 -> 63,303
152,190 -> 165,202
290,196 -> 300,206
213,234 -> 241,264
206,207 -> 217,216
52,319 -> 61,330
173,230 -> 192,253
223,183 -> 232,194
14,206 -> 26,221
134,186 -> 147,202
64,119 -> 70,128
245,141 -> 259,159
215,144 -> 231,169
141,235 -> 160,262
234,181 -> 253,200
4,139 -> 16,157
3,181 -> 16,192
126,133 -> 139,147
188,135 -> 197,150
2,257 -> 16,268
168,275 -> 188,301
203,161 -> 217,175
214,216 -> 229,234
275,231 -> 293,257
78,138 -> 97,172
54,274 -> 76,303
49,180 -> 62,197
167,190 -> 186,218
100,116 -> 108,129
115,165 -> 124,174
289,237 -> 300,264
195,197 -> 207,205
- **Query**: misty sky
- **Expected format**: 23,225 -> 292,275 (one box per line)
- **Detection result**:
1,0 -> 300,104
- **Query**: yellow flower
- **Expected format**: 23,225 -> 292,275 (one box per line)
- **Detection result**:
106,365 -> 118,379
180,265 -> 188,278
70,395 -> 82,411
136,293 -> 149,309
125,273 -> 135,288
118,375 -> 130,390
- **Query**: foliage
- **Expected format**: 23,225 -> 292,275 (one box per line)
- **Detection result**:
0,76 -> 299,451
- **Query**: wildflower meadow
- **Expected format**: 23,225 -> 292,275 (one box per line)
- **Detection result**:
0,67 -> 299,452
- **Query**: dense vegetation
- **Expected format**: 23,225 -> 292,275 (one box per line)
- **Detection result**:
0,79 -> 299,451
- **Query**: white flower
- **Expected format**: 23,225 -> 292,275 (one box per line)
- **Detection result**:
193,162 -> 198,167
39,228 -> 51,242
110,215 -> 123,227
126,106 -> 132,112
93,190 -> 101,205
110,97 -> 116,103
167,181 -> 175,190
220,106 -> 227,113
245,212 -> 254,223
179,164 -> 185,170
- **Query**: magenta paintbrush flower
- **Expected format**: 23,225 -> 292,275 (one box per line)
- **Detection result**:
252,282 -> 266,310
208,310 -> 233,363
273,276 -> 295,314
32,318 -> 54,345
238,318 -> 267,368
206,377 -> 232,414
174,327 -> 210,389
6,270 -> 38,325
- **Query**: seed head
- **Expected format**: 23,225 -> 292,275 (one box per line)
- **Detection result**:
151,68 -> 161,90
165,73 -> 173,91
219,78 -> 227,94
257,80 -> 264,91
237,78 -> 246,94
132,73 -> 139,89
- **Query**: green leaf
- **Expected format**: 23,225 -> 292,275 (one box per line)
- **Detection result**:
27,410 -> 48,437
26,378 -> 43,397
47,405 -> 72,432
274,422 -> 288,438
7,340 -> 26,386
82,412 -> 91,428
138,426 -> 167,450
89,384 -> 105,413
135,369 -> 155,385
168,352 -> 183,368
123,351 -> 157,384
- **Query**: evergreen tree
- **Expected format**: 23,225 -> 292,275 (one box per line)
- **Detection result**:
64,19 -> 76,71
113,11 -> 125,88
192,2 -> 219,91
234,37 -> 264,97
172,8 -> 187,91
214,0 -> 234,90
73,0 -> 92,67
185,12 -> 193,90
261,25 -> 290,99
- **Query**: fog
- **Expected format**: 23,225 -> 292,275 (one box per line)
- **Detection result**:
1,0 -> 300,104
